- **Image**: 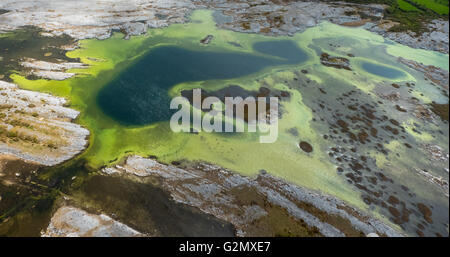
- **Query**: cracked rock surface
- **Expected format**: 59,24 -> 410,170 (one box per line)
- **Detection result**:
42,206 -> 143,237
0,0 -> 195,40
0,81 -> 89,166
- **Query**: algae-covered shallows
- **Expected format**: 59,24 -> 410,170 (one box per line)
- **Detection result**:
10,10 -> 449,236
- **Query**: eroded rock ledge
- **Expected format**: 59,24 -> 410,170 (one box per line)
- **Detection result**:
21,58 -> 88,81
42,206 -> 142,237
0,80 -> 89,166
101,155 -> 403,237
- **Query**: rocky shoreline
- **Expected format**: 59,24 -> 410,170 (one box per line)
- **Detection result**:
0,0 -> 194,40
97,155 -> 402,237
398,57 -> 449,91
195,0 -> 448,54
21,58 -> 88,81
0,1 -> 448,54
0,81 -> 89,166
33,154 -> 406,237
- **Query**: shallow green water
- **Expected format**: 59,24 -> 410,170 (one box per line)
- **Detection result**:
98,40 -> 307,125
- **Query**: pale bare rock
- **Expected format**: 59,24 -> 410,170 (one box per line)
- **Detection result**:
196,0 -> 370,36
21,58 -> 87,71
43,206 -> 143,237
0,0 -> 195,40
21,58 -> 88,71
0,80 -> 89,166
102,155 -> 403,237
21,58 -> 88,80
29,70 -> 77,81
369,19 -> 449,54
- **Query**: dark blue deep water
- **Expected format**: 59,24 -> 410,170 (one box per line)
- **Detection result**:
97,40 -> 308,125
361,61 -> 405,79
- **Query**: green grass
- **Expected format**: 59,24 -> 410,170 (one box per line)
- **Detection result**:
385,0 -> 449,34
410,0 -> 449,15
397,0 -> 420,11
336,0 -> 449,14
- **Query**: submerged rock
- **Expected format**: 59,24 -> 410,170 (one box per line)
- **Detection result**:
200,35 -> 214,44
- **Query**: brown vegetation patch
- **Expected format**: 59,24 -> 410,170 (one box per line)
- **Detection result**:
430,102 -> 449,122
417,203 -> 433,224
299,141 -> 313,153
